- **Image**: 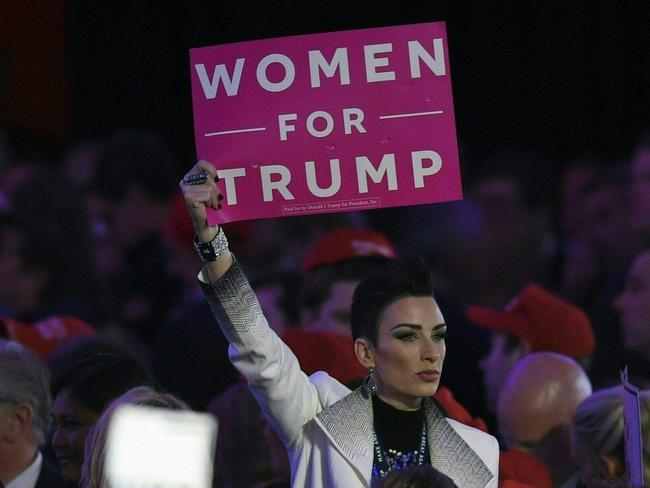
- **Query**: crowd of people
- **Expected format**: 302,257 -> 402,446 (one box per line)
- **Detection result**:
1,127 -> 649,488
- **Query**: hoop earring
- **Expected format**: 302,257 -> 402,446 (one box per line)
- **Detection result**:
365,366 -> 377,395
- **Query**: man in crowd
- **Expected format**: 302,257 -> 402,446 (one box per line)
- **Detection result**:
91,130 -> 180,345
299,227 -> 397,336
0,340 -> 66,488
467,283 -> 595,417
497,352 -> 593,486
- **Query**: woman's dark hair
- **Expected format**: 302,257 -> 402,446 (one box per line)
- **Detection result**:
372,465 -> 458,488
51,352 -> 151,414
351,257 -> 435,344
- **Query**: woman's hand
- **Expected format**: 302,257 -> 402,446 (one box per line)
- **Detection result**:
179,160 -> 222,242
180,160 -> 233,279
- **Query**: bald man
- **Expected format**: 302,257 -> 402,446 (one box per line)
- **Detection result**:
496,352 -> 592,486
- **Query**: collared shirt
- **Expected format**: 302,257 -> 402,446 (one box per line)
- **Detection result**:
6,452 -> 42,488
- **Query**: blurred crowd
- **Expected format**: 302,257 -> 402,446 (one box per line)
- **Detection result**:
1,127 -> 649,488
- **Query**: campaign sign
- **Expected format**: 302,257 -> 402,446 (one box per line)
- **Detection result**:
190,21 -> 462,224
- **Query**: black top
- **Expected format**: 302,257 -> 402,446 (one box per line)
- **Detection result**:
371,395 -> 430,478
372,395 -> 425,453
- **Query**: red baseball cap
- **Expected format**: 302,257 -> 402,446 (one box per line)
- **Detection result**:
466,284 -> 595,359
0,315 -> 95,359
301,227 -> 397,274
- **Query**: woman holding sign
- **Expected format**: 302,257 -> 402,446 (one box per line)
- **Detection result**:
181,161 -> 499,487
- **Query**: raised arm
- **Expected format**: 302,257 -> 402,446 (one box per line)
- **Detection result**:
179,161 -> 324,448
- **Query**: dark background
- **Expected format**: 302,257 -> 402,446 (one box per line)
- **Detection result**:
2,0 -> 649,168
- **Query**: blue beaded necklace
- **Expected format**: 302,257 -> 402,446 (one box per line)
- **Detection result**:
371,420 -> 429,480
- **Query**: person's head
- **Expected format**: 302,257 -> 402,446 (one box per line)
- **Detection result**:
497,352 -> 593,485
0,340 -> 51,484
372,465 -> 458,488
50,353 -> 151,482
352,257 -> 446,410
467,149 -> 553,229
302,260 -> 383,336
613,249 -> 650,361
567,163 -> 636,266
92,130 -> 178,248
571,386 -> 650,485
240,212 -> 366,274
81,386 -> 189,488
300,227 -> 397,336
468,283 -> 595,412
3,169 -> 95,311
477,332 -> 527,415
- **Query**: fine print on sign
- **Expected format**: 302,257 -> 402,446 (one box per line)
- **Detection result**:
190,21 -> 462,223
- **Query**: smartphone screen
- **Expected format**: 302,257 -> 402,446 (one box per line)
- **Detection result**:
105,404 -> 218,488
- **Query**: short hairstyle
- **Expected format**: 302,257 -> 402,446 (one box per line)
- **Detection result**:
351,257 -> 435,344
0,340 -> 51,445
51,353 -> 151,415
81,386 -> 189,488
571,386 -> 650,475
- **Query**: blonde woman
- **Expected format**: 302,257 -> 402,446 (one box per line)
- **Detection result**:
569,386 -> 650,487
80,386 -> 189,488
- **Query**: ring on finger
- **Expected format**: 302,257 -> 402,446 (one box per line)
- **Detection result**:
183,171 -> 210,186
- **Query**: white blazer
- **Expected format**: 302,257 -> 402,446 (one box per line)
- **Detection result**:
201,262 -> 499,488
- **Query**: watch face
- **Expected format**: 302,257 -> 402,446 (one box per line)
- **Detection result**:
194,236 -> 215,262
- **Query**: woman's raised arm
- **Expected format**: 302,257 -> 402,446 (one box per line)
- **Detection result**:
179,160 -> 323,448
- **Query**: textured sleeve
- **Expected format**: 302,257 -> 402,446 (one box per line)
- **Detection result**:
199,261 -> 321,448
485,436 -> 499,488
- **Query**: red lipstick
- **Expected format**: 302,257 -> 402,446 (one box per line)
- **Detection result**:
416,370 -> 440,382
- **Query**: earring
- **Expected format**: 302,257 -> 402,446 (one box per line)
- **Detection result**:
365,366 -> 377,395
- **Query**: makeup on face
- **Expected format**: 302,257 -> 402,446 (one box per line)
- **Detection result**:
372,296 -> 446,410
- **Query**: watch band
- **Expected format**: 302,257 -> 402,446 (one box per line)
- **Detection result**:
193,227 -> 229,262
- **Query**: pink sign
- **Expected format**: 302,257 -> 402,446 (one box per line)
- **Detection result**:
190,21 -> 462,224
